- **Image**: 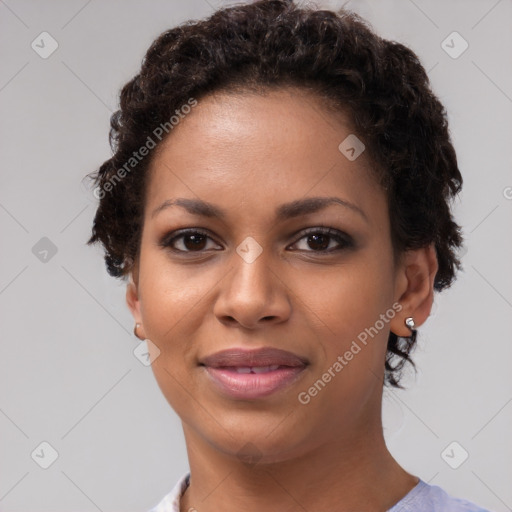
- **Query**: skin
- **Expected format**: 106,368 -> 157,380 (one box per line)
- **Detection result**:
126,87 -> 438,512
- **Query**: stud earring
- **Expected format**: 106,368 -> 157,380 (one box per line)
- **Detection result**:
404,317 -> 416,331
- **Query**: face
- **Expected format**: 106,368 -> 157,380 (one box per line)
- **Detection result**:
127,87 -> 431,462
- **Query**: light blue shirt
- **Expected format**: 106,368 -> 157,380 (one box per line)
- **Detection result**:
148,472 -> 493,511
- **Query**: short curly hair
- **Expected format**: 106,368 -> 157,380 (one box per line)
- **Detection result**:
86,0 -> 464,387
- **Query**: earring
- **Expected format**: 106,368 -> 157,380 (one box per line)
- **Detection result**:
404,317 -> 416,331
134,322 -> 143,340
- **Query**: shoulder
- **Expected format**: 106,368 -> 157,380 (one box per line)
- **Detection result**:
147,472 -> 190,512
388,479 -> 494,512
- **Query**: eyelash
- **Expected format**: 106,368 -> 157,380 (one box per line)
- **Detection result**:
159,227 -> 354,255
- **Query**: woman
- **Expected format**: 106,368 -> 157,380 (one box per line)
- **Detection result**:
87,1 -> 492,510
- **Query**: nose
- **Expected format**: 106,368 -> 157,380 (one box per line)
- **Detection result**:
213,246 -> 292,330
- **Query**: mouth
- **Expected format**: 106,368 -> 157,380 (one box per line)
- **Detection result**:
199,347 -> 309,400
215,364 -> 285,373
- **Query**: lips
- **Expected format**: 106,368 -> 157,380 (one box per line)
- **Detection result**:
200,347 -> 309,400
200,347 -> 309,369
229,365 -> 281,374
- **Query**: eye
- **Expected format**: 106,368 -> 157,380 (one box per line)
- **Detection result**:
159,226 -> 353,255
289,227 -> 353,253
159,229 -> 222,253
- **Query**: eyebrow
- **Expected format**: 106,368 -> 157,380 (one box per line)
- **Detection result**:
151,196 -> 368,223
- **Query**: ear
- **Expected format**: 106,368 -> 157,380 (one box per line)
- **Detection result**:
126,263 -> 146,339
390,243 -> 438,337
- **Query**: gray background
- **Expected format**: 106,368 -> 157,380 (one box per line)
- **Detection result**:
1,0 -> 511,510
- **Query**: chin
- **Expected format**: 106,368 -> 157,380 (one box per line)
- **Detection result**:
204,415 -> 313,465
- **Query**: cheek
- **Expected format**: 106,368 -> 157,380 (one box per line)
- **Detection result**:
301,258 -> 395,372
138,251 -> 212,336
302,261 -> 390,330
295,269 -> 394,420
136,251 -> 228,383
137,258 -> 210,414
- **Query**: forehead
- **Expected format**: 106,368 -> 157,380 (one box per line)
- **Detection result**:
145,88 -> 385,226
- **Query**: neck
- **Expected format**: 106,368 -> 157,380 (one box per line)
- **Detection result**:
179,407 -> 418,512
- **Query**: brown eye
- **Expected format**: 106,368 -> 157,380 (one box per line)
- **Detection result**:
305,233 -> 330,251
180,233 -> 207,251
290,227 -> 353,253
160,229 -> 222,253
